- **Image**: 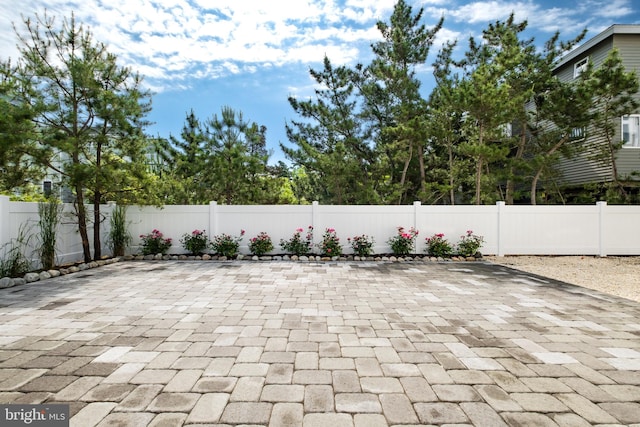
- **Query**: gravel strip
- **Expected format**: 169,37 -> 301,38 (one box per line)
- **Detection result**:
485,255 -> 640,302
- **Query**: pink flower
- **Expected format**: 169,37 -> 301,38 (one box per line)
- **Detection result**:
240,229 -> 246,235
296,228 -> 303,233
327,228 -> 335,233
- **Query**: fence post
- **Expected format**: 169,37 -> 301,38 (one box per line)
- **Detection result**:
413,201 -> 421,253
597,201 -> 607,257
0,195 -> 10,252
312,201 -> 319,249
496,201 -> 505,256
209,201 -> 218,237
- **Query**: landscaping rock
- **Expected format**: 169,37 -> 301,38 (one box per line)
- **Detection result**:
39,271 -> 51,281
202,254 -> 211,260
48,270 -> 61,278
68,266 -> 80,273
0,277 -> 14,289
12,278 -> 26,286
78,263 -> 89,271
25,272 -> 40,283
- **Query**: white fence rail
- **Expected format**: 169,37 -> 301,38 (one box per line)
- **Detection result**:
1,196 -> 639,269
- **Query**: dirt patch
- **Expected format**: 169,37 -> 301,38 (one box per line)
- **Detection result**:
484,255 -> 640,302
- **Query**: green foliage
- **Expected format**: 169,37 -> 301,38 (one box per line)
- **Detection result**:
10,11 -> 153,262
0,224 -> 32,278
387,226 -> 419,255
180,229 -> 209,255
37,199 -> 62,269
108,205 -> 132,256
249,232 -> 274,256
317,228 -> 342,257
348,234 -> 375,257
139,229 -> 172,255
210,230 -> 245,258
457,230 -> 484,257
280,226 -> 314,256
425,233 -> 453,258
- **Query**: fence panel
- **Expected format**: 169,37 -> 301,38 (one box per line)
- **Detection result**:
500,205 -> 600,255
2,196 -> 639,267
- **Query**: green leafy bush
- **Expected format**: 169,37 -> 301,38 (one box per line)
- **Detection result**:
280,226 -> 314,256
139,229 -> 172,255
108,205 -> 131,257
38,199 -> 62,269
318,228 -> 342,257
425,233 -> 453,258
0,224 -> 32,278
457,230 -> 484,257
387,226 -> 419,255
348,234 -> 375,257
249,232 -> 274,256
211,230 -> 245,258
180,229 -> 209,255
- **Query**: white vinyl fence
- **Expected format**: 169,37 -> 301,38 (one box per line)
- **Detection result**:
1,195 -> 639,269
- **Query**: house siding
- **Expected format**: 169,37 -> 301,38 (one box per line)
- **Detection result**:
612,33 -> 640,181
553,29 -> 640,186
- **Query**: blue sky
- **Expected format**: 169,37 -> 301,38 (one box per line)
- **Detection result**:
1,0 -> 639,164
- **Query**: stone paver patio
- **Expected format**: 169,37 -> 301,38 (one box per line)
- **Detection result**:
1,260 -> 639,426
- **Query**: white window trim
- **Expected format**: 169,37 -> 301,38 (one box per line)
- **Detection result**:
574,57 -> 589,78
622,114 -> 640,148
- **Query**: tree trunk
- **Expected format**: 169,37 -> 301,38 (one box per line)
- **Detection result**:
398,142 -> 413,204
75,185 -> 92,263
447,140 -> 455,205
93,191 -> 101,260
506,130 -> 527,205
418,141 -> 427,198
530,137 -> 567,205
475,126 -> 484,205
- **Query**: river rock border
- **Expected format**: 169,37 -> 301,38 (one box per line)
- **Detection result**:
0,253 -> 482,290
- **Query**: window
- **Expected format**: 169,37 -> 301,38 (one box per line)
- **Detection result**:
574,57 -> 589,78
622,115 -> 640,147
569,127 -> 586,140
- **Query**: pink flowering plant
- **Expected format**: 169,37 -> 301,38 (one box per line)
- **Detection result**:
249,232 -> 274,256
210,229 -> 245,258
180,229 -> 209,255
280,226 -> 313,256
457,230 -> 484,257
348,234 -> 375,257
387,226 -> 419,255
425,233 -> 453,258
139,229 -> 172,255
318,228 -> 342,257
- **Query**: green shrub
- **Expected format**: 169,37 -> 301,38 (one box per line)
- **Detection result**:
180,229 -> 209,255
280,226 -> 313,256
387,226 -> 419,255
348,234 -> 375,257
0,224 -> 32,278
38,199 -> 63,269
457,230 -> 484,257
139,229 -> 172,255
249,232 -> 274,256
425,233 -> 453,258
318,228 -> 342,257
211,230 -> 245,257
108,205 -> 131,257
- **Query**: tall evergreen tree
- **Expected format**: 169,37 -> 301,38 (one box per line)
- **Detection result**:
363,0 -> 443,203
11,12 -> 153,261
0,59 -> 43,192
284,56 -> 377,204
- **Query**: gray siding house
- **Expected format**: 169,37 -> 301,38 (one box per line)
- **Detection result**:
553,25 -> 640,187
